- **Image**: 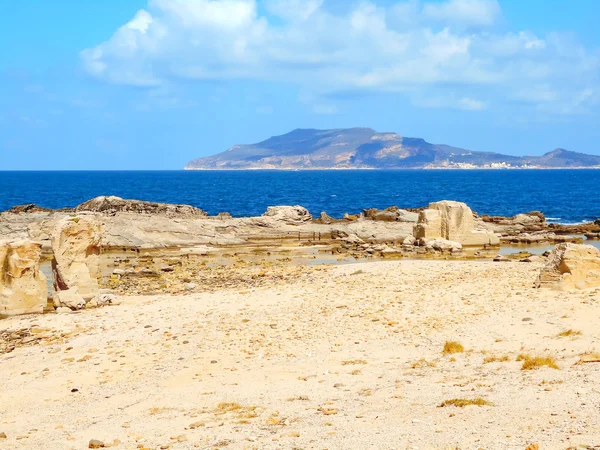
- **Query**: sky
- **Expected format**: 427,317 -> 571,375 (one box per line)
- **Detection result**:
1,0 -> 599,170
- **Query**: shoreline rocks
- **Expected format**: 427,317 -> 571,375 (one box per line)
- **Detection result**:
0,239 -> 47,316
414,200 -> 499,247
51,217 -> 103,302
536,243 -> 600,290
262,206 -> 312,225
76,196 -> 207,217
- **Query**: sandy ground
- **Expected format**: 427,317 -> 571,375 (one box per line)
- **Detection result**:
1,260 -> 600,450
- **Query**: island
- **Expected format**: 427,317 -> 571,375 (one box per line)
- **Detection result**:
185,128 -> 600,170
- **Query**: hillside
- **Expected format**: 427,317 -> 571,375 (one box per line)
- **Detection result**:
185,128 -> 600,169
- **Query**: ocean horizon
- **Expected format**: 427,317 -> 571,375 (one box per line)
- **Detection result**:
2,169 -> 599,223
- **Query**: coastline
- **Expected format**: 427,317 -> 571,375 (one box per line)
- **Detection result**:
183,166 -> 600,171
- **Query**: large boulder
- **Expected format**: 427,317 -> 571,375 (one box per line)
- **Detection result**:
51,217 -> 102,301
262,206 -> 312,225
414,200 -> 499,246
0,239 -> 47,316
536,243 -> 600,290
76,196 -> 207,218
52,287 -> 86,310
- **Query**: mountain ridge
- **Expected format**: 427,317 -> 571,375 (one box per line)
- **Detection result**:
185,128 -> 600,170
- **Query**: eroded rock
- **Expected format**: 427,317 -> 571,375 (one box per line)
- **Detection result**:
53,287 -> 86,310
536,243 -> 600,290
51,217 -> 102,301
262,206 -> 312,225
0,239 -> 47,316
414,200 -> 499,246
76,196 -> 207,218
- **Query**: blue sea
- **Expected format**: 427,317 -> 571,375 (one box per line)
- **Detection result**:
1,170 -> 599,224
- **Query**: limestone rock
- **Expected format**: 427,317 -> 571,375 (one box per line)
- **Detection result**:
414,200 -> 499,246
51,217 -> 102,300
53,287 -> 86,310
536,243 -> 600,290
425,238 -> 463,252
0,239 -> 47,316
403,235 -> 416,246
364,207 -> 419,223
318,212 -> 334,224
76,196 -> 207,218
262,206 -> 312,225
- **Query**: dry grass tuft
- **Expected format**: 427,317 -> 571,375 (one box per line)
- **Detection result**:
519,355 -> 559,370
483,355 -> 510,364
411,358 -> 437,369
556,329 -> 582,338
443,341 -> 464,355
439,398 -> 491,408
216,402 -> 242,412
341,359 -> 367,366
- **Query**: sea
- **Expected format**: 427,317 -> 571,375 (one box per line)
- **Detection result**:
1,170 -> 599,224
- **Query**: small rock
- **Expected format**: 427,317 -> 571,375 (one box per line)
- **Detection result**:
89,439 -> 105,448
0,432 -> 6,439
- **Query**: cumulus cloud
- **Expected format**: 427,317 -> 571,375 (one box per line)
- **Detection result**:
80,0 -> 599,114
422,0 -> 500,27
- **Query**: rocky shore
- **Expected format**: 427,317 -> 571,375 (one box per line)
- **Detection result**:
2,195 -> 600,318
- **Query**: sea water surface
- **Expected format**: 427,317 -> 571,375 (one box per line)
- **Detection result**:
1,170 -> 599,223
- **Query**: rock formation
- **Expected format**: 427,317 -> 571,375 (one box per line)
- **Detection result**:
536,243 -> 600,290
262,206 -> 312,225
76,196 -> 207,218
51,217 -> 102,303
0,239 -> 47,316
363,207 -> 418,223
414,201 -> 499,246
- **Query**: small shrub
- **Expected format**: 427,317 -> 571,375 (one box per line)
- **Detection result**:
520,356 -> 559,370
341,359 -> 367,366
216,402 -> 242,412
443,341 -> 464,355
483,355 -> 510,364
556,329 -> 581,338
411,358 -> 436,369
439,398 -> 491,408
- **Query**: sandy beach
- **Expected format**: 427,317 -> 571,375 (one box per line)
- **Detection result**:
2,259 -> 600,449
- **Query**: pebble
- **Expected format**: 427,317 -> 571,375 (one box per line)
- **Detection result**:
89,439 -> 105,448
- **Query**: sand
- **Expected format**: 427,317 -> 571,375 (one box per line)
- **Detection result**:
1,260 -> 600,449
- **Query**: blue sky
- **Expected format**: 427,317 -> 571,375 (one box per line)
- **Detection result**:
1,0 -> 599,170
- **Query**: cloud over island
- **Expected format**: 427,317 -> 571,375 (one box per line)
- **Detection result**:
81,0 -> 598,114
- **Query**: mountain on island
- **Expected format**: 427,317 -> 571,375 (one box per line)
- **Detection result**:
185,128 -> 600,170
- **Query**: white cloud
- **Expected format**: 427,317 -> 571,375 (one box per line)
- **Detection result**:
458,97 -> 487,111
80,0 -> 599,115
263,0 -> 323,20
422,0 -> 501,27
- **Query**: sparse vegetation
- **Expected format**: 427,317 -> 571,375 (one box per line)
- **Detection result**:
556,329 -> 581,338
439,398 -> 491,408
483,355 -> 510,364
443,341 -> 464,355
341,359 -> 367,365
216,402 -> 242,412
519,355 -> 559,370
411,358 -> 437,369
